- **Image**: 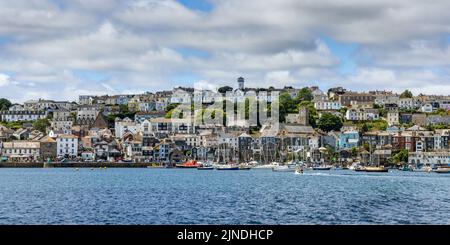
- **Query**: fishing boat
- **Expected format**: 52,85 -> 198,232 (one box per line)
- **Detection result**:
272,165 -> 295,172
176,160 -> 200,168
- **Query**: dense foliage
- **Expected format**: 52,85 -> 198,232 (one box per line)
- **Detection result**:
317,113 -> 343,132
0,98 -> 12,111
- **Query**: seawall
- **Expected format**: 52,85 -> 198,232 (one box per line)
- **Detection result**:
0,162 -> 158,168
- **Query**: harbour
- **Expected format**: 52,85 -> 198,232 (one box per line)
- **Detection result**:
0,168 -> 449,225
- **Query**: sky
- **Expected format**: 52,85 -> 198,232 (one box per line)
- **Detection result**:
0,0 -> 450,102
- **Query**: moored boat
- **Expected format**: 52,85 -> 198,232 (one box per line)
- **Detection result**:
239,165 -> 252,170
434,167 -> 450,174
253,162 -> 280,169
364,166 -> 389,173
413,166 -> 432,173
312,166 -> 332,171
197,166 -> 214,170
215,164 -> 240,170
176,160 -> 200,168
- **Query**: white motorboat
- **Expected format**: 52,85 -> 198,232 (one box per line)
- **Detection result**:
272,165 -> 295,172
253,162 -> 280,169
434,167 -> 450,174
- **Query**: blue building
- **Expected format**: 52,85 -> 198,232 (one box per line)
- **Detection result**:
338,130 -> 360,150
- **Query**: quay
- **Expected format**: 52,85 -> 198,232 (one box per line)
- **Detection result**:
0,162 -> 154,168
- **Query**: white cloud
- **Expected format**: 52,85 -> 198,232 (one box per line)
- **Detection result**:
0,73 -> 11,87
0,0 -> 450,102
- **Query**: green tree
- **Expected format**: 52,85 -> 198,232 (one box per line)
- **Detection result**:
295,87 -> 313,101
279,92 -> 298,122
33,118 -> 50,133
317,113 -> 343,132
400,90 -> 413,98
0,98 -> 12,111
218,86 -> 233,94
393,149 -> 409,164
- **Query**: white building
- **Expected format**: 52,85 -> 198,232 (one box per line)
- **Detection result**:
345,108 -> 379,121
387,111 -> 399,126
147,118 -> 195,135
115,117 -> 139,139
420,103 -> 434,113
409,151 -> 450,167
56,134 -> 78,157
399,98 -> 420,109
50,120 -> 73,134
0,110 -> 46,122
314,100 -> 341,110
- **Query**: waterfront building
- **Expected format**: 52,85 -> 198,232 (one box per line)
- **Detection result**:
40,136 -> 57,161
1,140 -> 41,162
408,151 -> 450,167
56,134 -> 79,158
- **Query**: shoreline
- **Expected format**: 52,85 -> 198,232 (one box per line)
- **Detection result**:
0,162 -> 159,168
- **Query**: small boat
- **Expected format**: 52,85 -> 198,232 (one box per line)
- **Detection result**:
272,165 -> 295,172
197,166 -> 214,170
400,165 -> 413,171
413,166 -> 432,173
176,160 -> 200,168
354,166 -> 366,172
364,166 -> 389,173
312,166 -> 332,171
434,167 -> 450,174
215,164 -> 240,170
253,162 -> 280,169
239,165 -> 252,170
295,167 -> 304,175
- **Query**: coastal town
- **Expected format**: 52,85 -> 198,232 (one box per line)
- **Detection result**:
0,77 -> 449,171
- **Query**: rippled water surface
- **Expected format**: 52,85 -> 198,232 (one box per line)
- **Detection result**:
0,168 -> 449,224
